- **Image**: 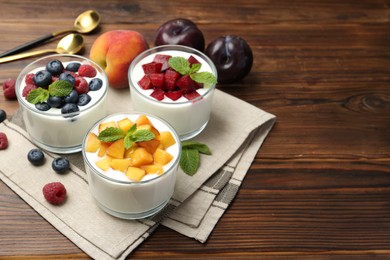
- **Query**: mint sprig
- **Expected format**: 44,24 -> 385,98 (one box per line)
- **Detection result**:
48,80 -> 73,97
180,141 -> 212,176
27,88 -> 50,104
98,124 -> 155,149
168,57 -> 217,87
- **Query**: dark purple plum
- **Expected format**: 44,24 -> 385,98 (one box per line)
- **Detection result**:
205,35 -> 253,83
155,18 -> 205,52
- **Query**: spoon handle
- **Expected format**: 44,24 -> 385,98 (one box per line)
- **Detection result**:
0,49 -> 55,64
0,33 -> 54,58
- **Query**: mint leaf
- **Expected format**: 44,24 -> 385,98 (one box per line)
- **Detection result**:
182,141 -> 212,155
132,129 -> 155,142
169,57 -> 191,75
190,63 -> 201,74
27,88 -> 49,104
190,72 -> 217,86
98,127 -> 125,142
124,134 -> 134,149
180,148 -> 200,176
127,124 -> 137,135
48,80 -> 73,97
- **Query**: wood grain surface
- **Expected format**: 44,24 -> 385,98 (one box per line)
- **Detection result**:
1,0 -> 390,259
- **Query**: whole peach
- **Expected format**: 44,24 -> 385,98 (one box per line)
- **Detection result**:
90,30 -> 149,89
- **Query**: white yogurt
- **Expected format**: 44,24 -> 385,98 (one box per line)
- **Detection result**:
129,45 -> 217,140
15,54 -> 108,154
82,112 -> 181,219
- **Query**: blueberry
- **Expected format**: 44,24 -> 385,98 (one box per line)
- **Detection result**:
46,59 -> 64,76
47,96 -> 64,108
77,93 -> 91,106
59,71 -> 75,86
27,148 -> 45,166
0,109 -> 6,123
52,157 -> 70,174
89,78 -> 103,91
61,103 -> 79,117
65,62 -> 81,72
35,102 -> 51,111
34,70 -> 52,87
64,90 -> 79,104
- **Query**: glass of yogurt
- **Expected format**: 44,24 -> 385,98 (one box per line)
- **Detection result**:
15,54 -> 108,154
128,45 -> 218,141
82,112 -> 181,219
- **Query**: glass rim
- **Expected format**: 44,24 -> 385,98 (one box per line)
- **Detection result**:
128,44 -> 218,105
82,111 -> 182,185
15,54 -> 108,118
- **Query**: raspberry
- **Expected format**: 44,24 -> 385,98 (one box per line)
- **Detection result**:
42,182 -> 67,205
25,73 -> 35,85
2,78 -> 16,99
74,76 -> 89,94
78,64 -> 97,77
22,84 -> 37,97
0,132 -> 9,149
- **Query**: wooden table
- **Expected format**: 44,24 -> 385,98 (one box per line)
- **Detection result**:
1,1 -> 390,258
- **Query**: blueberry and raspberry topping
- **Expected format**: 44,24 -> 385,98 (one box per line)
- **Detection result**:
23,60 -> 101,116
27,148 -> 45,166
52,157 -> 70,174
137,54 -> 217,101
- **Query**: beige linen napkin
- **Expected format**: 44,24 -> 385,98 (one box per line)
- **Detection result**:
0,88 -> 275,259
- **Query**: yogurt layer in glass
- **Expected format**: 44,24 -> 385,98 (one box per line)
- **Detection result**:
15,54 -> 108,154
82,112 -> 181,219
129,45 -> 217,140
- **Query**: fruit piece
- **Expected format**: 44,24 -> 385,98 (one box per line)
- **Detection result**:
124,143 -> 138,158
183,91 -> 201,100
0,132 -> 8,150
98,121 -> 117,133
85,133 -> 101,153
64,90 -> 79,103
138,75 -> 153,90
96,156 -> 112,171
61,103 -> 80,117
142,62 -> 162,75
77,93 -> 91,106
150,88 -> 165,101
98,142 -> 110,157
188,55 -> 200,66
159,131 -> 176,149
131,147 -> 153,167
89,30 -> 149,88
142,164 -> 164,175
135,114 -> 153,126
117,118 -> 134,132
47,96 -> 64,108
125,166 -> 146,181
59,71 -> 76,86
136,124 -> 160,139
110,158 -> 132,172
155,18 -> 205,52
106,139 -> 125,159
46,59 -> 64,76
163,69 -> 180,91
205,35 -> 253,83
89,78 -> 103,91
137,139 -> 161,154
3,78 -> 17,99
52,157 -> 70,174
78,64 -> 97,77
25,73 -> 35,85
34,70 -> 52,87
176,75 -> 196,93
65,62 -> 81,72
42,182 -> 67,205
74,76 -> 89,94
27,148 -> 45,166
22,84 -> 37,97
149,73 -> 165,88
153,54 -> 172,71
0,109 -> 7,123
35,102 -> 51,111
165,90 -> 183,101
153,148 -> 173,165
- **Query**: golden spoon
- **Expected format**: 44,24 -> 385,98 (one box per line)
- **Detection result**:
0,34 -> 84,64
0,10 -> 99,58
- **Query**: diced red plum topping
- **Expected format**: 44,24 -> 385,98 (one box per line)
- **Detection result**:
184,91 -> 201,100
138,75 -> 153,90
188,55 -> 201,66
142,62 -> 163,75
153,54 -> 172,71
149,73 -> 165,88
150,88 -> 165,101
165,90 -> 183,101
176,75 -> 196,93
163,69 -> 180,91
